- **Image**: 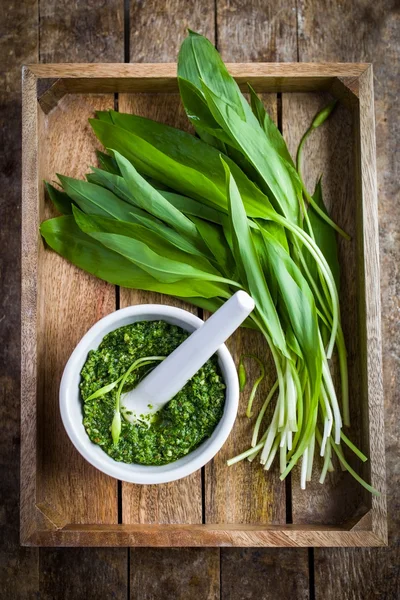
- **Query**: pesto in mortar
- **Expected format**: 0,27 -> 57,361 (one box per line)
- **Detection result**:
80,320 -> 226,465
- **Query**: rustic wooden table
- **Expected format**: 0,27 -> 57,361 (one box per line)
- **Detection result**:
1,1 -> 398,598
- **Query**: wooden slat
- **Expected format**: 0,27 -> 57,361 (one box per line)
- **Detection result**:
117,95 -> 202,526
130,0 -> 215,61
217,0 -> 297,62
282,92 -> 366,524
38,548 -> 128,600
130,548 -> 220,600
296,0 -> 397,597
26,62 -> 368,96
39,0 -> 124,63
35,94 -> 118,525
125,6 -> 219,593
216,4 -> 310,599
221,548 -> 309,600
35,0 -> 128,595
204,96 -> 286,525
1,0 -> 39,593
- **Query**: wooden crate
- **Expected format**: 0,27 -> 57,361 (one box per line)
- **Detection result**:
21,63 -> 387,547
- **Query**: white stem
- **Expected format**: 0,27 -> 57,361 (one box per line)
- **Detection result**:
320,385 -> 333,456
319,440 -> 332,484
260,401 -> 280,464
286,362 -> 297,432
280,442 -> 287,474
265,437 -> 280,470
251,380 -> 278,447
300,447 -> 308,490
306,433 -> 315,482
280,429 -> 287,448
322,359 -> 342,444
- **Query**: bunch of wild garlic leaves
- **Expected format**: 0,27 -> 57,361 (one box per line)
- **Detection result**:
40,31 -> 377,494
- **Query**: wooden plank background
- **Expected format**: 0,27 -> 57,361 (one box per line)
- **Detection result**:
1,0 -> 398,598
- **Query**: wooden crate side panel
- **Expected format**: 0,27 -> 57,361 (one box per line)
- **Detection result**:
21,67 -> 41,543
356,68 -> 386,541
35,93 -> 118,525
29,524 -> 386,548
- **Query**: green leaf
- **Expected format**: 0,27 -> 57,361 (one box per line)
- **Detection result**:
57,175 -> 137,222
260,226 -> 322,397
111,150 -> 203,243
95,110 -> 115,124
160,190 -> 224,224
86,167 -> 133,203
74,213 -> 238,288
190,216 -> 235,277
85,168 -> 214,259
178,76 -> 229,151
178,30 -> 251,121
45,182 -> 74,215
201,82 -> 301,224
305,178 -> 341,292
128,209 -> 212,260
95,150 -> 121,175
72,206 -> 220,276
90,115 -> 274,218
40,215 -> 228,299
223,159 -> 287,356
248,84 -> 294,166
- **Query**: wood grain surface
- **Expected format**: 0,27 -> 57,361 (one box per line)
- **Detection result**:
216,11 -> 310,598
124,7 -> 219,594
2,0 -> 399,599
130,548 -> 220,600
36,93 -> 117,525
27,1 -> 128,597
0,0 -> 40,596
118,95 -> 202,527
282,93 -> 366,525
296,1 -> 400,598
204,97 -> 286,527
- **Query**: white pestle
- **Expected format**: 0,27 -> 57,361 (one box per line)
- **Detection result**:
121,291 -> 255,423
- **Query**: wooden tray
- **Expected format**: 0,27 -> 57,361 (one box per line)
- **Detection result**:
21,63 -> 387,547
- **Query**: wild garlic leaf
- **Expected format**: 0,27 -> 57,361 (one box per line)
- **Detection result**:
57,175 -> 137,222
86,168 -> 132,204
86,166 -> 209,257
95,150 -> 120,175
178,30 -> 252,121
112,150 -> 203,243
40,216 -> 229,299
90,115 -> 274,218
74,213 -> 238,287
260,226 -> 322,397
45,182 -> 74,215
190,216 -> 235,277
178,76 -> 229,150
248,84 -> 294,167
72,206 -> 220,275
201,83 -> 301,224
223,159 -> 288,356
306,178 -> 341,292
128,209 -> 213,260
160,190 -> 224,224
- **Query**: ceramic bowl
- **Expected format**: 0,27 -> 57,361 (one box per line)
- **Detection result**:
60,304 -> 239,484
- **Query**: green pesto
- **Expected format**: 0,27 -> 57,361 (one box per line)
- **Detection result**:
80,320 -> 226,465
